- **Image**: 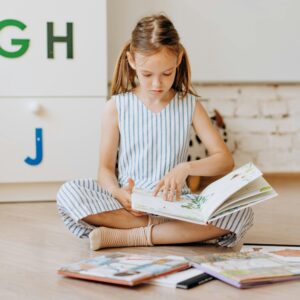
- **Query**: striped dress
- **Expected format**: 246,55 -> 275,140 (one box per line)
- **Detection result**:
56,92 -> 254,246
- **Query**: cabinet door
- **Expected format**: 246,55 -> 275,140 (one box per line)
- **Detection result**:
0,0 -> 107,97
1,0 -> 107,201
0,98 -> 106,183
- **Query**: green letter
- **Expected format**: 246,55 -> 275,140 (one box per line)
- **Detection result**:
47,22 -> 73,59
0,19 -> 30,58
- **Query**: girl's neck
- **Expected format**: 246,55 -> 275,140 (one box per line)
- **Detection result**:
133,88 -> 176,114
133,87 -> 175,105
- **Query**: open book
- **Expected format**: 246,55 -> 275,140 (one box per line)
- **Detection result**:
132,162 -> 277,224
58,252 -> 189,286
187,250 -> 300,288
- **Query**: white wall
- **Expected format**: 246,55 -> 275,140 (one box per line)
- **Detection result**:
107,0 -> 300,83
197,84 -> 300,172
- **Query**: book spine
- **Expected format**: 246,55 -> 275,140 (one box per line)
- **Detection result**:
191,263 -> 241,288
176,273 -> 214,289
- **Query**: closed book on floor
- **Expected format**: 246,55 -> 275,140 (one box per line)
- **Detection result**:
58,252 -> 189,286
187,251 -> 300,288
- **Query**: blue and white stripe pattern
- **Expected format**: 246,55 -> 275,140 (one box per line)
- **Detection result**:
116,92 -> 194,193
56,92 -> 254,246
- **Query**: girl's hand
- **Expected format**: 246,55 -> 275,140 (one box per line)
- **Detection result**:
153,162 -> 189,201
114,178 -> 146,217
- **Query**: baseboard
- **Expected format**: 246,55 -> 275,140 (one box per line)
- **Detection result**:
0,182 -> 63,202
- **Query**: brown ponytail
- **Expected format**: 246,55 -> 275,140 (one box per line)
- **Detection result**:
110,41 -> 137,96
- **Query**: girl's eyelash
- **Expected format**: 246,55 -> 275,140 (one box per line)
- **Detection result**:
142,73 -> 172,77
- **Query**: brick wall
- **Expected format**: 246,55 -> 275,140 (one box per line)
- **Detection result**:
195,84 -> 300,172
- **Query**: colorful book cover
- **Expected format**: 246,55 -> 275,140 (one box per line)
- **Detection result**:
58,252 -> 190,286
187,251 -> 300,288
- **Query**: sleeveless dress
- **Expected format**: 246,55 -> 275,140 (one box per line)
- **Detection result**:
56,92 -> 254,247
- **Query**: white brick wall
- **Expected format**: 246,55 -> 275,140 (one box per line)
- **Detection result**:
195,84 -> 300,172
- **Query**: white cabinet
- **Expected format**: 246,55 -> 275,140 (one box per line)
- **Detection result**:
0,0 -> 107,201
0,98 -> 105,183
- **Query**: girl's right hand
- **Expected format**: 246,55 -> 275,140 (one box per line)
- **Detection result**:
114,178 -> 146,217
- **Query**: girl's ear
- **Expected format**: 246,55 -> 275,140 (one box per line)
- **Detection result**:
126,51 -> 136,70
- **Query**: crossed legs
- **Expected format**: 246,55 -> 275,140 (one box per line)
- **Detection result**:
82,209 -> 229,250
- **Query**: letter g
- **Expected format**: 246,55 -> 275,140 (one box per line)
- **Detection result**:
0,19 -> 30,58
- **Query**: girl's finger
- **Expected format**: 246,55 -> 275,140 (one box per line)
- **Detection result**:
127,177 -> 135,190
176,185 -> 182,201
153,180 -> 164,196
167,182 -> 177,202
124,177 -> 135,193
162,182 -> 170,201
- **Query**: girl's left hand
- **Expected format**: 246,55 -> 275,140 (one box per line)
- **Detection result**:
153,162 -> 189,201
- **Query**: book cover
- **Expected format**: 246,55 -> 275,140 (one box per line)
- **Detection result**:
241,244 -> 300,263
187,251 -> 300,288
132,162 -> 278,224
58,252 -> 190,286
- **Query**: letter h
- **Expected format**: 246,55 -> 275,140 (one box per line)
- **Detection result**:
47,22 -> 73,59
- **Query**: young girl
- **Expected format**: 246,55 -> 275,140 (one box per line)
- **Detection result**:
57,14 -> 253,250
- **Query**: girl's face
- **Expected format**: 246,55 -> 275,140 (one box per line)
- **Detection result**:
128,47 -> 179,101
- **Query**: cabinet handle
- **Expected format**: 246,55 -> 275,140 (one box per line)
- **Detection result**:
28,101 -> 43,115
24,128 -> 43,166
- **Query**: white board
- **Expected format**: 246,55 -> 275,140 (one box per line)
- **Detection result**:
0,0 -> 107,96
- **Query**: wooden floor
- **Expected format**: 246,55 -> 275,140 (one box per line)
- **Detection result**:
1,174 -> 300,299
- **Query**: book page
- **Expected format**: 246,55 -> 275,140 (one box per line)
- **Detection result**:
216,177 -> 275,211
209,189 -> 277,221
197,163 -> 262,220
148,267 -> 205,288
132,190 -> 207,224
218,191 -> 275,212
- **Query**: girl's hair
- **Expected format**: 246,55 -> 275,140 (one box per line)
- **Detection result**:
111,14 -> 198,98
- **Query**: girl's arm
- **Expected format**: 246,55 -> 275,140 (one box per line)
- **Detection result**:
97,98 -> 144,215
187,99 -> 234,176
97,98 -> 120,195
154,100 -> 234,201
